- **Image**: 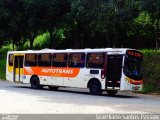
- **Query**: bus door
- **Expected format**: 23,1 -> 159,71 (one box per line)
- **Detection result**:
13,56 -> 24,82
106,55 -> 123,89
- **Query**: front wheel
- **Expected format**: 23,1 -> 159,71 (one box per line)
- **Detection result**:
89,81 -> 102,95
30,76 -> 43,89
106,90 -> 118,96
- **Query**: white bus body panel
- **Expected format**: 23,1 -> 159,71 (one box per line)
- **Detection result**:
6,48 -> 142,91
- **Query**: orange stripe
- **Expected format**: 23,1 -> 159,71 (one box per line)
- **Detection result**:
130,79 -> 143,85
24,67 -> 80,77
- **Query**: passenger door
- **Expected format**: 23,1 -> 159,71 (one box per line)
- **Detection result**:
13,56 -> 24,82
106,55 -> 123,88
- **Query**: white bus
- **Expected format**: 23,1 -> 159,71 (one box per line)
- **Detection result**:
6,48 -> 143,95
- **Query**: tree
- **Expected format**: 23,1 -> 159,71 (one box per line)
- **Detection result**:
142,0 -> 160,49
64,0 -> 142,48
127,12 -> 154,48
39,0 -> 71,49
65,0 -> 103,48
0,0 -> 25,50
99,0 -> 141,48
23,0 -> 45,49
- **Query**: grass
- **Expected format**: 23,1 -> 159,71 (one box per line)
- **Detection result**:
134,83 -> 160,94
0,56 -> 6,80
0,47 -> 9,80
141,84 -> 156,94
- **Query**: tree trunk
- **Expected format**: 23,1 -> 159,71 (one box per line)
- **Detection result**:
74,39 -> 79,49
12,39 -> 15,51
29,31 -> 35,50
156,38 -> 159,49
30,37 -> 34,50
106,31 -> 110,47
113,21 -> 118,48
53,30 -> 58,49
49,30 -> 53,49
49,30 -> 58,49
113,29 -> 117,48
155,19 -> 160,49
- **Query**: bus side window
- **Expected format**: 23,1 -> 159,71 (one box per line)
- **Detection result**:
9,54 -> 13,66
52,53 -> 68,67
69,53 -> 85,68
86,53 -> 104,69
24,54 -> 37,66
38,53 -> 51,67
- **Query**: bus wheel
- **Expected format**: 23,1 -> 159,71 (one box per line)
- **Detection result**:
106,90 -> 118,96
48,86 -> 59,91
89,81 -> 102,95
30,76 -> 42,89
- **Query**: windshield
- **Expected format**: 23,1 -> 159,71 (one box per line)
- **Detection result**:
123,52 -> 143,80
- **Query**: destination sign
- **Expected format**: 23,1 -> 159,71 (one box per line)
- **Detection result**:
127,50 -> 142,57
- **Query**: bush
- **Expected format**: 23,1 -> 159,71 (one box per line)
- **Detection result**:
141,84 -> 155,94
0,58 -> 6,80
33,33 -> 50,49
22,33 -> 50,50
0,47 -> 8,80
141,49 -> 160,93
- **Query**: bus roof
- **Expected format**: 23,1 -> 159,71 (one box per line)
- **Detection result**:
7,48 -> 137,54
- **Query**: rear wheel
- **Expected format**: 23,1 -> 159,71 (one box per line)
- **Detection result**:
106,90 -> 118,96
30,76 -> 43,89
48,86 -> 59,91
89,81 -> 102,95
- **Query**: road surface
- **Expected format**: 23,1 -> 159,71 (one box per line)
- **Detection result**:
0,80 -> 159,114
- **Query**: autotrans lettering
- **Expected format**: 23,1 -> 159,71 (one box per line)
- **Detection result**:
41,68 -> 73,74
24,67 -> 80,77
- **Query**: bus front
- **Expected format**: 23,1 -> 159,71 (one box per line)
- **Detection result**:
121,50 -> 143,91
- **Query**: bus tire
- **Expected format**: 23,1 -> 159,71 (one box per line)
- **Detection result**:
30,76 -> 43,89
48,86 -> 59,91
89,80 -> 102,95
106,90 -> 118,96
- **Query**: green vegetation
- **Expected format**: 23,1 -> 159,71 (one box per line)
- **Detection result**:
140,50 -> 160,93
0,0 -> 160,50
0,57 -> 6,80
33,33 -> 50,50
0,47 -> 9,80
22,33 -> 50,50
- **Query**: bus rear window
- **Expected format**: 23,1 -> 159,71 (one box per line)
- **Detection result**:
52,53 -> 68,67
38,53 -> 51,67
9,54 -> 13,66
25,54 -> 37,66
87,53 -> 104,69
69,53 -> 85,68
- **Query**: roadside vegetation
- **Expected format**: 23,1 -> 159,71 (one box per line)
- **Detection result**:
140,50 -> 160,93
0,47 -> 10,80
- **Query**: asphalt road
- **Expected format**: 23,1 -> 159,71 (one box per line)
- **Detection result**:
0,80 -> 160,114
